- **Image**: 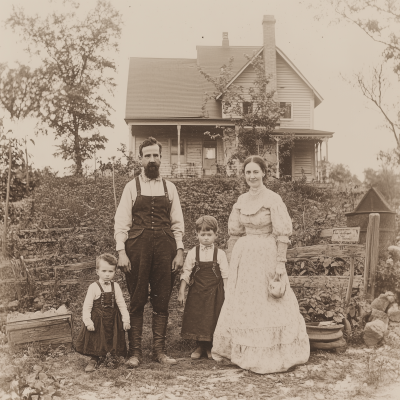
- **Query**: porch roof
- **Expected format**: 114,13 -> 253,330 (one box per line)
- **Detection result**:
272,128 -> 334,138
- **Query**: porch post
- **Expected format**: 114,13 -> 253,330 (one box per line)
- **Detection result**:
314,142 -> 318,181
325,138 -> 329,162
275,137 -> 280,179
128,125 -> 135,156
319,141 -> 322,181
177,124 -> 181,176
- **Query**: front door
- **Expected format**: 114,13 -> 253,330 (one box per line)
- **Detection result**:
203,140 -> 217,175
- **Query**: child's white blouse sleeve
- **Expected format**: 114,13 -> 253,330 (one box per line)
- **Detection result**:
82,283 -> 97,327
180,247 -> 196,284
218,249 -> 229,279
114,283 -> 130,324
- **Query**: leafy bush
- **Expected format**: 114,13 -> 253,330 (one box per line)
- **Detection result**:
296,283 -> 346,323
375,258 -> 400,298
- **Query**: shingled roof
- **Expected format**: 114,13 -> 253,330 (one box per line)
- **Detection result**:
125,46 -> 262,120
125,45 -> 322,120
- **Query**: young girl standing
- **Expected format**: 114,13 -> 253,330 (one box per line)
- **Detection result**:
178,216 -> 228,359
75,253 -> 130,372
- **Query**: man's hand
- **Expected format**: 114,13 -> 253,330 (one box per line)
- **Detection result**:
172,249 -> 184,272
177,289 -> 185,306
87,324 -> 95,331
118,249 -> 131,273
123,322 -> 131,331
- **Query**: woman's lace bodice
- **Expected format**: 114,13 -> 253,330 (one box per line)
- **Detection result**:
228,186 -> 292,243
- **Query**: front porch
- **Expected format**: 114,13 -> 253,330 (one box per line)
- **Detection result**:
128,123 -> 230,178
128,124 -> 333,181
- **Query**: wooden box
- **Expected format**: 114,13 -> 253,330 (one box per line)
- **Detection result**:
6,312 -> 72,348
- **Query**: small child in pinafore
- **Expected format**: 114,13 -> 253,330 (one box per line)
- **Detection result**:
75,254 -> 130,372
178,216 -> 228,359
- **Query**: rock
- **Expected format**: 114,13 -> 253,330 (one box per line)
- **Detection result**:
303,380 -> 314,387
368,309 -> 389,327
364,320 -> 387,346
146,395 -> 163,400
388,303 -> 400,322
314,394 -> 325,400
371,292 -> 396,312
245,384 -> 254,392
32,365 -> 42,372
7,300 -> 19,310
38,372 -> 48,381
360,303 -> 372,321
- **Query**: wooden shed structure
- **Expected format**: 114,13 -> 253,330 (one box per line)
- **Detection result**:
346,187 -> 396,253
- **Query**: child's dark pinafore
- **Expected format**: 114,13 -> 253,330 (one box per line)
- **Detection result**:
181,246 -> 224,341
75,282 -> 127,357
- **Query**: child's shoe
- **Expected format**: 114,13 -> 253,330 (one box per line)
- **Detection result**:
85,358 -> 97,372
191,346 -> 203,360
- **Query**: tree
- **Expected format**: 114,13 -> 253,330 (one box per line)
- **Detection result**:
329,163 -> 362,186
0,63 -> 42,195
364,149 -> 400,208
308,0 -> 400,161
199,54 -> 294,174
6,0 -> 122,175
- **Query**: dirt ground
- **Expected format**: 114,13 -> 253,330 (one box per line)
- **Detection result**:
1,272 -> 400,400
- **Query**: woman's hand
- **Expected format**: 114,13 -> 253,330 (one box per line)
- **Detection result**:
123,322 -> 131,331
87,324 -> 95,331
275,262 -> 286,278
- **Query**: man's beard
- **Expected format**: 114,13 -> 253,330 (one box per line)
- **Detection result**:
144,162 -> 160,179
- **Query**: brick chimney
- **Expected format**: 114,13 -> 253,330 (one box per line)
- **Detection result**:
262,15 -> 277,96
222,32 -> 229,47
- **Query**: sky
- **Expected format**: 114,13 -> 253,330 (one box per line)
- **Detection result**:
0,0 -> 397,179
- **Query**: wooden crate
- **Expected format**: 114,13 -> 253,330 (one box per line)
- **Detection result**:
6,312 -> 72,348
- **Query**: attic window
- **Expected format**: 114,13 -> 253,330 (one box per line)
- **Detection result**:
243,102 -> 253,115
280,102 -> 292,119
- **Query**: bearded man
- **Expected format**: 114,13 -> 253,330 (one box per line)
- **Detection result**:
115,137 -> 184,367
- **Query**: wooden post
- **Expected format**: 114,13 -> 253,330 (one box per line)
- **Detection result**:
111,158 -> 117,211
275,138 -> 280,179
345,256 -> 355,311
3,141 -> 12,257
364,213 -> 380,300
177,125 -> 181,177
25,139 -> 29,194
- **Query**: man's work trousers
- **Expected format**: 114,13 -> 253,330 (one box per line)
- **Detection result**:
124,228 -> 178,317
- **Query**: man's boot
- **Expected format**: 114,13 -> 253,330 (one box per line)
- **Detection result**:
126,315 -> 143,368
151,313 -> 177,365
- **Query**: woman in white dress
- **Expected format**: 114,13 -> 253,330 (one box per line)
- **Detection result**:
211,156 -> 310,374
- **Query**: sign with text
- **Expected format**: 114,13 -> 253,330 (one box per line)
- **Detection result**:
331,227 -> 360,243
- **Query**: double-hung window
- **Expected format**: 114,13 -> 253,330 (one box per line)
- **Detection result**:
280,102 -> 292,120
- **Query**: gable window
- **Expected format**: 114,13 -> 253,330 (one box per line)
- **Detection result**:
243,102 -> 253,115
280,102 -> 292,119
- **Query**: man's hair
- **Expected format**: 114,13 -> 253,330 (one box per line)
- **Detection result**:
96,253 -> 118,270
195,215 -> 218,233
139,137 -> 162,157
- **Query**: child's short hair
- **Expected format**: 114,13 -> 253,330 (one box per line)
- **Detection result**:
195,215 -> 218,233
96,253 -> 118,270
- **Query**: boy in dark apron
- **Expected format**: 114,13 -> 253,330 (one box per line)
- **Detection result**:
178,216 -> 228,359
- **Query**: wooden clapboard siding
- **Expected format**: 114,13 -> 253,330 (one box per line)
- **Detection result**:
217,138 -> 224,164
292,141 -> 315,181
186,137 -> 202,165
222,64 -> 256,119
276,53 -> 314,129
